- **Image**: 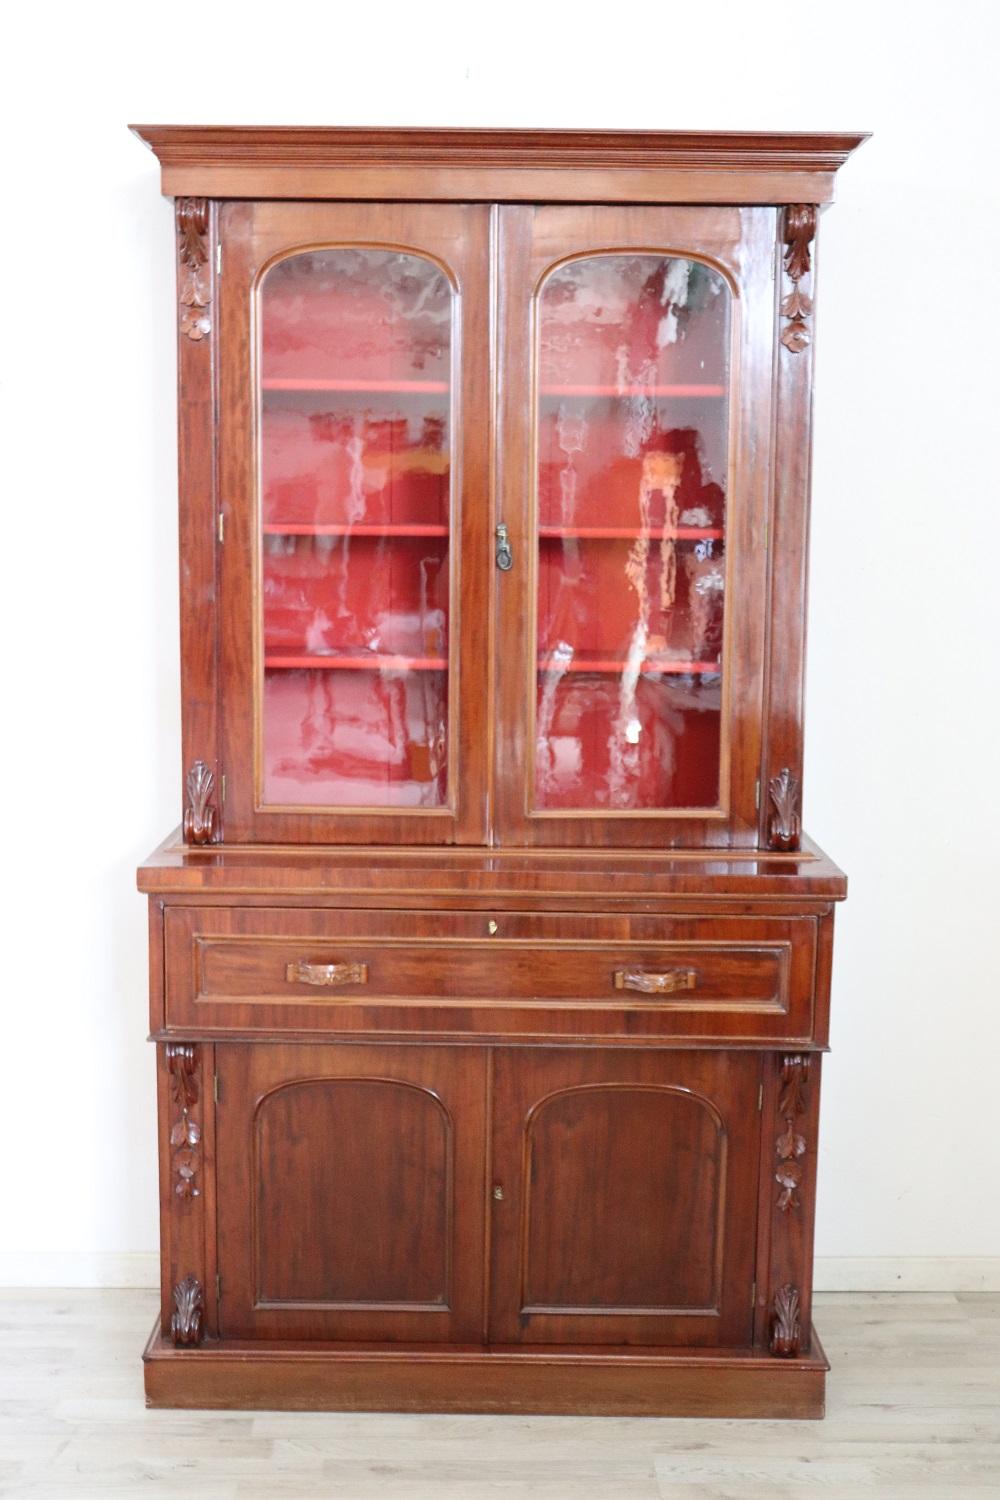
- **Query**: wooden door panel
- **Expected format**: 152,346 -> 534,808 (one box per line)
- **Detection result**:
489,1049 -> 762,1346
522,1086 -> 723,1315
216,1043 -> 487,1341
254,1078 -> 449,1307
494,204 -> 776,848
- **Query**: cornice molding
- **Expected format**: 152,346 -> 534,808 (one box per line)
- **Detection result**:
132,125 -> 869,171
130,125 -> 869,203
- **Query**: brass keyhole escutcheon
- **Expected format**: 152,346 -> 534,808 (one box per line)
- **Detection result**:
492,1185 -> 505,1201
487,920 -> 498,935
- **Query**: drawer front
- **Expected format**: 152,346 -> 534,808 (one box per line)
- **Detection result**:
164,908 -> 817,1043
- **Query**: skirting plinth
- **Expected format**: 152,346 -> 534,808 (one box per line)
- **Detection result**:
143,1321 -> 828,1418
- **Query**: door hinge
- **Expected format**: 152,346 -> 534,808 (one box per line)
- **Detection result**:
755,777 -> 761,813
758,1083 -> 764,1111
751,1279 -> 757,1311
213,1074 -> 220,1104
220,773 -> 226,805
216,242 -> 222,276
216,1273 -> 222,1302
217,511 -> 225,544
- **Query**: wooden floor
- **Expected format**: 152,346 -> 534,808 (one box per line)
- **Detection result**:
1,1292 -> 998,1497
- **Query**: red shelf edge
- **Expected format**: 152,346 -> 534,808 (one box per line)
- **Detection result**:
263,523 -> 449,538
538,657 -> 721,675
540,383 -> 726,398
538,526 -> 723,541
262,377 -> 449,394
265,654 -> 447,671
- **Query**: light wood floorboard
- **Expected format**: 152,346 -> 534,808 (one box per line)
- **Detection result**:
0,1291 -> 998,1498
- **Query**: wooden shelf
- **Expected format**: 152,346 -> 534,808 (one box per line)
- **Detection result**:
540,383 -> 725,398
538,655 -> 721,676
539,526 -> 723,541
263,377 -> 448,394
265,652 -> 447,671
264,523 -> 448,538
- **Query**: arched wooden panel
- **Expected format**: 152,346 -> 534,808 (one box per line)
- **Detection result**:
254,1077 -> 451,1307
489,1048 -> 761,1346
522,1083 -> 725,1314
215,1043 -> 486,1343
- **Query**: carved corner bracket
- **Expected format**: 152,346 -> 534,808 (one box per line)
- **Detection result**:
774,1053 -> 810,1212
767,767 -> 801,852
780,204 -> 816,354
171,1274 -> 205,1347
177,198 -> 211,343
769,1283 -> 802,1357
166,1043 -> 201,1201
183,760 -> 218,845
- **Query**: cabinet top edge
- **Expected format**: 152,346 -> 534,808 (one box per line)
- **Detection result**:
136,829 -> 847,900
129,125 -> 870,203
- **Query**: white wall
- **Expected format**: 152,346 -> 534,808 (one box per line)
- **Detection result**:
2,0 -> 998,1286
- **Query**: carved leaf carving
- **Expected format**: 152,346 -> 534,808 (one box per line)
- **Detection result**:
166,1043 -> 198,1108
783,204 -> 816,282
767,767 -> 801,851
775,1123 -> 806,1161
177,198 -> 211,342
778,1054 -> 809,1119
169,1115 -> 201,1149
780,205 -> 816,356
770,1283 -> 801,1357
781,288 -> 813,320
171,1274 -> 204,1346
183,760 -> 218,846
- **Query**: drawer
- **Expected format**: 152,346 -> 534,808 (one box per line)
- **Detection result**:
163,907 -> 818,1043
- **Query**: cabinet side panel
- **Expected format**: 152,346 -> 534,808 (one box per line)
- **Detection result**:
176,198 -> 222,833
760,207 -> 818,846
755,1051 -> 820,1353
158,1040 -> 217,1341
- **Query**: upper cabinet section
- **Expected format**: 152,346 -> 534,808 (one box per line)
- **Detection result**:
138,128 -> 867,849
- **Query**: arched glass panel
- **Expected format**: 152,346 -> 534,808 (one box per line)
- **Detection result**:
258,249 -> 453,808
534,254 -> 730,811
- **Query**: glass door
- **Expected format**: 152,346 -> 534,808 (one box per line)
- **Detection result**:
494,206 -> 776,848
218,203 -> 491,843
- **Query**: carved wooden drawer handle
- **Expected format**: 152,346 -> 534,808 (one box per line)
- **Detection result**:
285,961 -> 369,987
613,967 -> 698,995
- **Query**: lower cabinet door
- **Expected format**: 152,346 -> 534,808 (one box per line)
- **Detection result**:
488,1048 -> 763,1347
215,1042 -> 487,1342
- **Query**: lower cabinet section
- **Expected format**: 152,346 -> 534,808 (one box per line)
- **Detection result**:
210,1041 -> 763,1350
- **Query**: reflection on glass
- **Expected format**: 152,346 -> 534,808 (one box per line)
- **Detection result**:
534,254 -> 730,811
259,250 -> 452,807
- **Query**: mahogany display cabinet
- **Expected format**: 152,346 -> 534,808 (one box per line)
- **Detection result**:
133,125 -> 865,1417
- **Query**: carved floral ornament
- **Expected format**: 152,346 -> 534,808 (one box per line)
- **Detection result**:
775,1053 -> 810,1213
780,204 -> 817,354
166,1043 -> 201,1201
177,198 -> 211,342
